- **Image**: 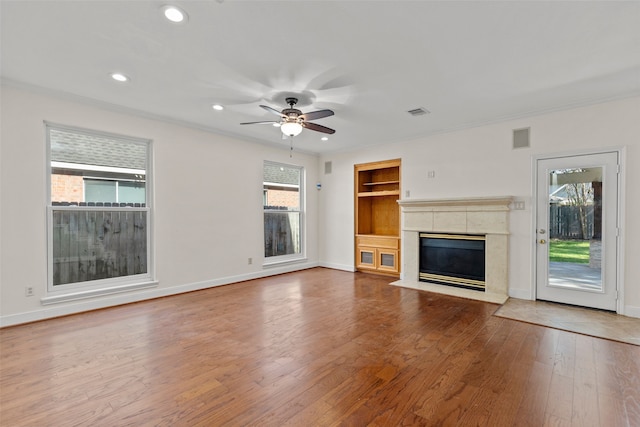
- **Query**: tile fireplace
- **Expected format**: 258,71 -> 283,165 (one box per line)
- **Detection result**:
393,197 -> 513,304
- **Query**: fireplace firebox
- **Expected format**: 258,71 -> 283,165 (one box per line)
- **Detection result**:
419,233 -> 486,291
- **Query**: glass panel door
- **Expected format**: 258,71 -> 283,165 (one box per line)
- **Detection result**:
536,152 -> 618,311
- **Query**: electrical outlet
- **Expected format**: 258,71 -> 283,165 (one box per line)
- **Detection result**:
405,190 -> 410,198
248,257 -> 253,265
513,201 -> 525,210
25,287 -> 34,297
427,170 -> 436,179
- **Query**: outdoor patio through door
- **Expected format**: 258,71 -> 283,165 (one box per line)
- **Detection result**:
535,151 -> 619,312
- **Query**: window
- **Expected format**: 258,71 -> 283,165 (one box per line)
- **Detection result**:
84,179 -> 146,204
46,123 -> 153,299
263,161 -> 304,263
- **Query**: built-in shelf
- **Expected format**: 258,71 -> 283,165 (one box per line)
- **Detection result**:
354,159 -> 401,276
357,190 -> 400,197
362,180 -> 400,186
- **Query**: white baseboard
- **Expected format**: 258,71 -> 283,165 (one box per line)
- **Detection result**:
6,263 -> 634,326
319,261 -> 356,272
0,261 -> 319,328
623,304 -> 640,319
508,288 -> 533,300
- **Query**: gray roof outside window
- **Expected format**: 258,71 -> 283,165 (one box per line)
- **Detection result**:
263,163 -> 300,186
50,128 -> 146,171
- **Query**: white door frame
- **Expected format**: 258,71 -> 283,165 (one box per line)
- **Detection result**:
531,147 -> 626,314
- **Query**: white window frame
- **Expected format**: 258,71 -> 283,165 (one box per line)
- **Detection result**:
44,122 -> 156,304
263,161 -> 305,266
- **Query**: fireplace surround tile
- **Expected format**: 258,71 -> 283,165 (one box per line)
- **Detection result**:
404,212 -> 434,231
467,211 -> 509,234
433,211 -> 467,233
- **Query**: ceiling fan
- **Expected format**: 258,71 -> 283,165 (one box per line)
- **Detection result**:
241,97 -> 335,137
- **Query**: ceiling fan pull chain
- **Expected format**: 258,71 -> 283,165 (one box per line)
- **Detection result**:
290,136 -> 293,158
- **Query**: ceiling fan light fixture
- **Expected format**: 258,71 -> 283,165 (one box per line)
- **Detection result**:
241,98 -> 335,137
281,122 -> 303,137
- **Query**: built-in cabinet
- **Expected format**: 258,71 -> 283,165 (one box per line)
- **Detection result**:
354,159 -> 401,276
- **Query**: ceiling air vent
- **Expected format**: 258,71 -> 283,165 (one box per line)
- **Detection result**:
407,107 -> 430,116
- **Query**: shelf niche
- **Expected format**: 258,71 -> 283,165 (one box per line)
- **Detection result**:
354,159 -> 401,276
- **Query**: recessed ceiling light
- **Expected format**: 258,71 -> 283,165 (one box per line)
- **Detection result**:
162,5 -> 188,23
110,73 -> 129,82
212,104 -> 224,111
321,137 -> 329,141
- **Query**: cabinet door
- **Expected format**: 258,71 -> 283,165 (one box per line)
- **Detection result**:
377,249 -> 399,273
356,247 -> 376,269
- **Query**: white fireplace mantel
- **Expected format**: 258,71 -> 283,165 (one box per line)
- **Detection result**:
392,196 -> 513,304
399,196 -> 514,209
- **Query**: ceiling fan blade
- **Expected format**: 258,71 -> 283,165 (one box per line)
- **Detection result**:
301,109 -> 334,121
240,121 -> 279,125
260,105 -> 285,117
302,122 -> 336,134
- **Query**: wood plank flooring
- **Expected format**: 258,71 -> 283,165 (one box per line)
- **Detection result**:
1,268 -> 639,426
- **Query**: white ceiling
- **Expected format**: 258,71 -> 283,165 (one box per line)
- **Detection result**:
2,1 -> 639,154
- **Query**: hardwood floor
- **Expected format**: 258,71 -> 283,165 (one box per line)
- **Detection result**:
1,267 -> 639,426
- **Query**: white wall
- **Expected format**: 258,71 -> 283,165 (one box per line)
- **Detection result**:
0,84 -> 320,325
2,85 -> 639,325
319,96 -> 640,317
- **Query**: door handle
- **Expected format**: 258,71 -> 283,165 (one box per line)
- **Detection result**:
539,239 -> 547,244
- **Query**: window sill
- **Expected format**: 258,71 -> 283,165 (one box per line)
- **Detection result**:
41,281 -> 159,305
263,257 -> 308,268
